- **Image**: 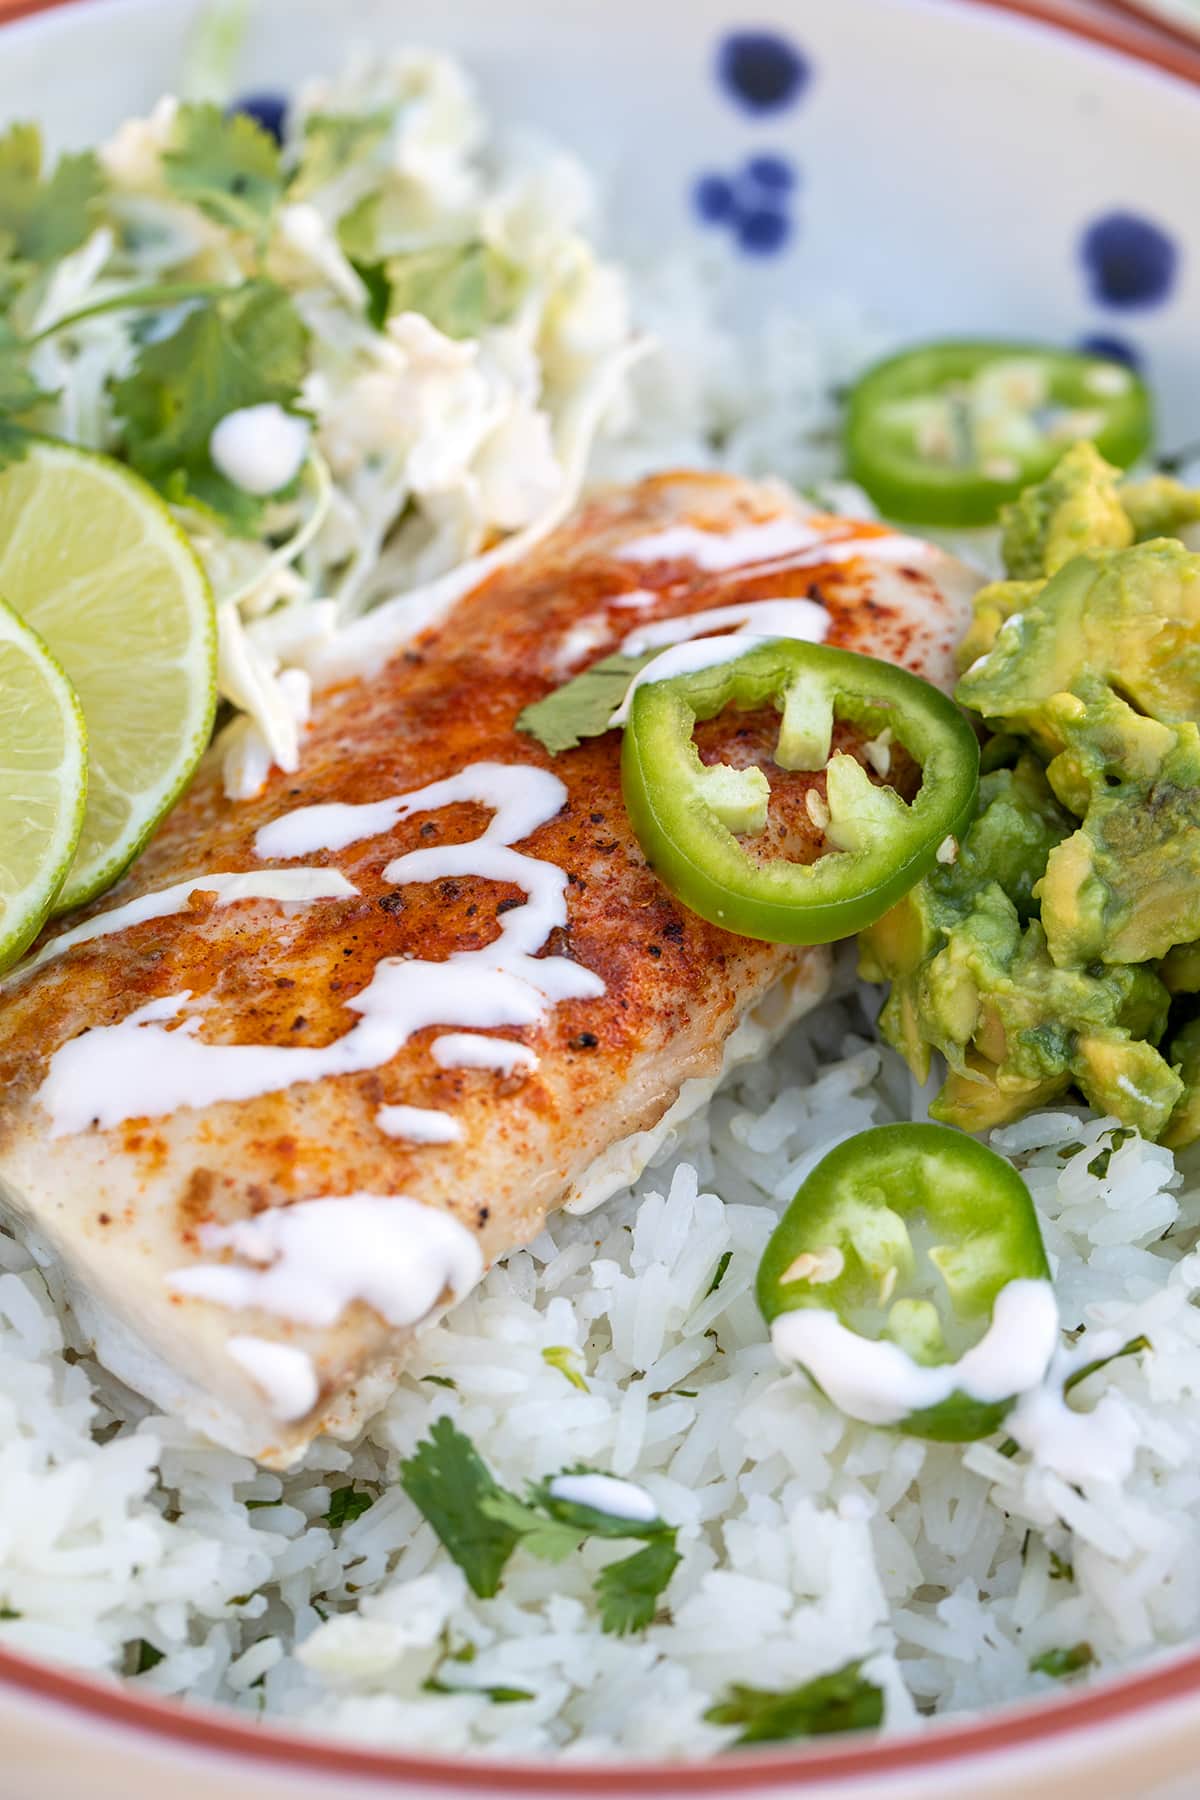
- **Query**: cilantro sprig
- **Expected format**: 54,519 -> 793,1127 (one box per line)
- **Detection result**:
516,650 -> 659,756
163,103 -> 285,238
112,279 -> 309,533
703,1660 -> 884,1746
398,1418 -> 680,1634
0,122 -> 104,265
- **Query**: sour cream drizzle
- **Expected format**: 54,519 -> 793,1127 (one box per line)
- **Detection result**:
770,1279 -> 1060,1427
226,1335 -> 320,1422
547,1472 -> 661,1523
168,1194 -> 483,1330
375,1105 -> 462,1145
615,517 -> 938,574
611,633 -> 794,727
37,763 -> 603,1136
619,597 -> 829,659
4,869 -> 358,988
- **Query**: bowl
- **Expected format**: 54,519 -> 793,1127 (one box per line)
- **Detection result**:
2,0 -> 1200,1794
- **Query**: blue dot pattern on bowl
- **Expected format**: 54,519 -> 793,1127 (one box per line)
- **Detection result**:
230,91 -> 289,144
1080,212 -> 1179,311
717,31 -> 811,114
693,154 -> 799,256
1078,333 -> 1141,371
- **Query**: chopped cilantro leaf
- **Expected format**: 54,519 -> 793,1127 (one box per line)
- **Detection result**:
594,1536 -> 681,1636
399,1419 -> 682,1627
163,103 -> 284,236
0,1606 -> 20,1622
706,1250 -> 733,1297
541,1345 -> 589,1392
1048,1549 -> 1075,1582
421,1374 -> 458,1390
133,1639 -> 165,1674
398,1417 -> 523,1599
353,257 -> 392,332
704,1660 -> 884,1746
515,650 -> 658,756
112,280 -> 308,533
0,122 -> 103,264
424,1676 -> 536,1704
324,1486 -> 375,1529
1029,1642 -> 1095,1679
244,1498 -> 279,1512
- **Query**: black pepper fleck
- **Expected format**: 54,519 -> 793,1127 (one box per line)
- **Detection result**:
377,893 -> 405,915
570,1031 -> 599,1051
496,898 -> 521,914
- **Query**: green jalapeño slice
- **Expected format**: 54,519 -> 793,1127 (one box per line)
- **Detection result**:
846,342 -> 1153,527
619,640 -> 979,945
756,1124 -> 1057,1441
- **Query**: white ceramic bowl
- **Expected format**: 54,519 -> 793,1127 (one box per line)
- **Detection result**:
3,1 -> 1200,1795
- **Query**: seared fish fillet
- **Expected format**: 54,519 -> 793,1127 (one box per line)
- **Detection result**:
0,473 -> 977,1463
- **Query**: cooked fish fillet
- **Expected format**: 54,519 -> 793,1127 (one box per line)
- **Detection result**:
0,473 -> 978,1464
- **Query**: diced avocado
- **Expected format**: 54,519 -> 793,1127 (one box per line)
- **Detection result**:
1161,941 -> 1200,994
867,444 -> 1200,1148
1163,1016 -> 1200,1149
1120,474 -> 1200,543
956,579 -> 1042,674
958,540 -> 1200,753
1071,1033 -> 1183,1140
1000,441 -> 1133,581
930,1060 -> 1071,1132
1037,686 -> 1200,967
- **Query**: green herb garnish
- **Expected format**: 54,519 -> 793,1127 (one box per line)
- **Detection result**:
399,1417 -> 524,1600
594,1537 -> 682,1636
706,1250 -> 733,1297
399,1419 -> 680,1631
0,122 -> 103,265
704,1660 -> 884,1746
1029,1642 -> 1095,1679
112,280 -> 308,532
324,1486 -> 375,1530
133,1639 -> 165,1674
163,103 -> 284,237
515,650 -> 658,756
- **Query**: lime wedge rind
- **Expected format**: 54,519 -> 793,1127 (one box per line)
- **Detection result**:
0,440 -> 217,915
0,596 -> 87,973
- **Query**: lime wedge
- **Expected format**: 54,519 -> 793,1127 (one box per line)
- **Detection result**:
0,595 -> 87,971
0,441 -> 216,912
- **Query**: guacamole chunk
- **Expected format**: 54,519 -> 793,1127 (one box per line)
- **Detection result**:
862,443 -> 1200,1145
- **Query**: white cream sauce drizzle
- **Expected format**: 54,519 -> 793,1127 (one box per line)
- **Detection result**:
610,633 -> 785,728
5,869 -> 358,989
615,517 -> 937,574
431,1033 -> 539,1074
38,762 -> 603,1136
1004,1330 -> 1141,1485
167,1194 -> 483,1329
547,1473 -> 660,1523
375,1104 -> 462,1145
770,1279 -> 1059,1427
226,1335 -> 319,1422
619,597 -> 829,658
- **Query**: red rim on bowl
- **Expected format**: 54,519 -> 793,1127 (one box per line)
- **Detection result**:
1,0 -> 1199,1787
